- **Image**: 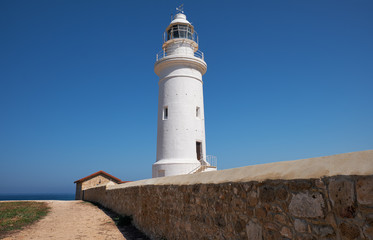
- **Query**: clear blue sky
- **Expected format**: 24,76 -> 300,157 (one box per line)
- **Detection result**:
1,0 -> 372,194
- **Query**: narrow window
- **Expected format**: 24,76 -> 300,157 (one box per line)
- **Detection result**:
196,107 -> 200,118
163,106 -> 168,120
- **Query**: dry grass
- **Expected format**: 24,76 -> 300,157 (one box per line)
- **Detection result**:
0,201 -> 50,237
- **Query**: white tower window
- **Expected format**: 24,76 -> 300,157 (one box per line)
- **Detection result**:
196,106 -> 200,118
163,106 -> 168,120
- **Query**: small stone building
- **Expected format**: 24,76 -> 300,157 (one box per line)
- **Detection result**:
74,170 -> 126,200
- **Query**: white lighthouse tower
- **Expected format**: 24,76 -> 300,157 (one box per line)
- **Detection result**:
152,10 -> 215,178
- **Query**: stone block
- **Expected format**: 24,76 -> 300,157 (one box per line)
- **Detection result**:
326,212 -> 338,229
339,222 -> 360,239
296,234 -> 317,240
356,176 -> 373,205
246,221 -> 262,240
231,197 -> 245,211
366,213 -> 373,225
312,225 -> 335,237
274,214 -> 287,225
288,180 -> 312,192
328,178 -> 356,218
234,219 -> 246,234
264,222 -> 280,231
215,214 -> 226,227
246,208 -> 254,218
276,187 -> 288,201
259,186 -> 275,203
247,190 -> 258,207
294,218 -> 307,233
363,225 -> 373,240
315,179 -> 326,189
263,229 -> 282,240
255,207 -> 267,220
289,192 -> 325,218
280,226 -> 292,238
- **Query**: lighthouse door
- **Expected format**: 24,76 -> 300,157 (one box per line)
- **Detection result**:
196,142 -> 202,161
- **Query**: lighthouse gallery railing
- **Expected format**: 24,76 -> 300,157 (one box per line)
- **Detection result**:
156,49 -> 204,61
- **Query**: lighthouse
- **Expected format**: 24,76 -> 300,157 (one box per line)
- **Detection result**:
152,10 -> 215,178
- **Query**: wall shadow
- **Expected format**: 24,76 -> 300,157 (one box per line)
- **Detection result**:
89,201 -> 151,240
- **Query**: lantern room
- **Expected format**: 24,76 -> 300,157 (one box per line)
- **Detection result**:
165,13 -> 196,42
158,13 -> 201,60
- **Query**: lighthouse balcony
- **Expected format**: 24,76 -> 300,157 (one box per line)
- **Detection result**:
156,48 -> 204,61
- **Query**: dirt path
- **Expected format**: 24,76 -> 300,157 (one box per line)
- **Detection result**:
3,200 -> 126,240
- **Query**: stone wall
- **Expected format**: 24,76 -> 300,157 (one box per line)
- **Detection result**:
83,151 -> 373,240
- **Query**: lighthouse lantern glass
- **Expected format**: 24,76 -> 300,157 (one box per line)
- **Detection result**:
167,24 -> 193,41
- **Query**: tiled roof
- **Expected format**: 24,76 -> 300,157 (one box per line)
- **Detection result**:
74,170 -> 123,184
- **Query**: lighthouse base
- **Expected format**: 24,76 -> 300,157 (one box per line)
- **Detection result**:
152,158 -> 201,178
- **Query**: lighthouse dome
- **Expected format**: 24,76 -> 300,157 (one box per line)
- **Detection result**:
170,13 -> 191,25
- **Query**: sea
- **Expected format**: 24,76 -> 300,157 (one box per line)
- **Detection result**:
0,193 -> 75,201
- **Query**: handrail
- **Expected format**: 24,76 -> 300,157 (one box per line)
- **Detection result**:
188,165 -> 202,174
204,155 -> 217,168
188,155 -> 217,174
156,49 -> 204,61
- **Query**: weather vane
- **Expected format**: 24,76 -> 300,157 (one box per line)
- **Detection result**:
176,4 -> 184,14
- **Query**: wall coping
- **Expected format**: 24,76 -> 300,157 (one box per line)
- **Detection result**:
109,150 -> 373,190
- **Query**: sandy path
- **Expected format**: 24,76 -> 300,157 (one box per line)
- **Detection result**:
3,200 -> 126,240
